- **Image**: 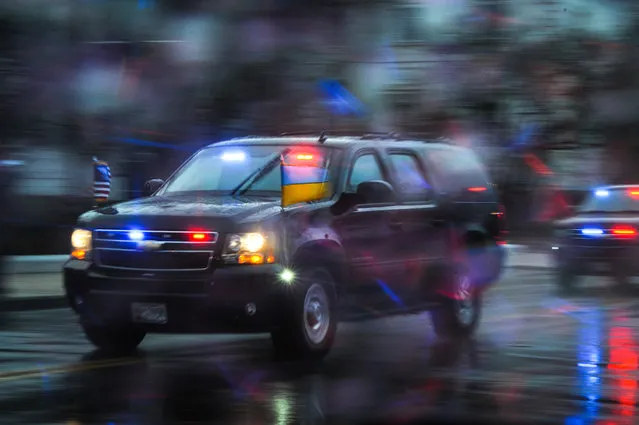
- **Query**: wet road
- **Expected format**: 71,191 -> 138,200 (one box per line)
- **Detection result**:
1,269 -> 639,425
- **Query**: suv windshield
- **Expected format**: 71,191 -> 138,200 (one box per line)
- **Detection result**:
159,144 -> 338,196
579,188 -> 639,213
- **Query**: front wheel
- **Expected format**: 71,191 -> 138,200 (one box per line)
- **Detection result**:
430,265 -> 481,339
82,323 -> 146,354
271,267 -> 337,361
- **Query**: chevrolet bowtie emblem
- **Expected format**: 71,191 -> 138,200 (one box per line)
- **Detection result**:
137,240 -> 164,251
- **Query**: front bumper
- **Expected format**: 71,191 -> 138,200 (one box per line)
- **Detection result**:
552,242 -> 639,276
64,260 -> 292,333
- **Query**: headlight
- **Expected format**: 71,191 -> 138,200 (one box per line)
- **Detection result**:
71,229 -> 92,260
223,232 -> 275,265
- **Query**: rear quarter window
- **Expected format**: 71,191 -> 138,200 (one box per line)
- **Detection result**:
388,153 -> 431,199
426,148 -> 490,192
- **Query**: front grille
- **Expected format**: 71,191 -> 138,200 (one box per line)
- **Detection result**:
94,229 -> 217,271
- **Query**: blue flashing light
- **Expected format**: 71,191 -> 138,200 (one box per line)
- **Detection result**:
318,79 -> 366,117
221,151 -> 246,162
594,189 -> 609,198
129,230 -> 144,240
138,0 -> 154,9
581,228 -> 604,236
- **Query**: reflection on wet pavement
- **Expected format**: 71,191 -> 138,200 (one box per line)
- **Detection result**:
2,270 -> 639,424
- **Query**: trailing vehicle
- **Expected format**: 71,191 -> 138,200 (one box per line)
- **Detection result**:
553,185 -> 639,291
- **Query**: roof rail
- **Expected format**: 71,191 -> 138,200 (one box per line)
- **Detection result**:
278,131 -> 326,137
360,132 -> 403,140
279,130 -> 402,143
277,131 -> 452,143
279,131 -> 399,138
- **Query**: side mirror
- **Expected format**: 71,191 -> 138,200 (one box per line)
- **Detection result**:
143,179 -> 164,197
356,180 -> 396,204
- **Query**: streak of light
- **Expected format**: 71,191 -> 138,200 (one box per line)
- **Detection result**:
523,153 -> 553,176
375,279 -> 405,308
84,40 -> 185,44
0,356 -> 143,383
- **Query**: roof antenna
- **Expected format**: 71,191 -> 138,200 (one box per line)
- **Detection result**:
318,131 -> 327,144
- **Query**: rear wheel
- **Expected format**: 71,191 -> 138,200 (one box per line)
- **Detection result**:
271,267 -> 337,361
430,264 -> 481,339
611,269 -> 632,292
556,266 -> 577,292
82,323 -> 146,354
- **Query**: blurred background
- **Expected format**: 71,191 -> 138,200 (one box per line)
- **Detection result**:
1,0 -> 638,254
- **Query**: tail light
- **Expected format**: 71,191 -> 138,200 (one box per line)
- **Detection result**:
611,225 -> 637,239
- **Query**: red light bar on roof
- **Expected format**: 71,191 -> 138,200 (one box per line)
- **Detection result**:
468,186 -> 487,192
282,149 -> 325,167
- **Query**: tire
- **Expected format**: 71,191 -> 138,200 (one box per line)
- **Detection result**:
611,271 -> 632,292
271,267 -> 337,361
430,264 -> 481,339
82,323 -> 146,354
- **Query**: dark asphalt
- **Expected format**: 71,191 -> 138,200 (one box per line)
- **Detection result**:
1,269 -> 638,425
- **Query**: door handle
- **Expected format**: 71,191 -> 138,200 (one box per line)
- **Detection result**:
431,217 -> 445,226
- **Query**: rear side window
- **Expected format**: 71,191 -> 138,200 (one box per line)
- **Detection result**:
427,148 -> 489,192
348,154 -> 384,191
388,153 -> 431,198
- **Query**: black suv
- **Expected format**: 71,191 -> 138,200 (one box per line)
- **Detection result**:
64,134 -> 507,359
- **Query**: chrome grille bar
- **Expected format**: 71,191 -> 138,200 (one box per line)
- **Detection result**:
94,229 -> 218,271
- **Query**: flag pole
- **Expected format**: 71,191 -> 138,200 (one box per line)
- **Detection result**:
93,157 -> 111,209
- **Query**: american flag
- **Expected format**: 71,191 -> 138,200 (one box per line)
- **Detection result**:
94,160 -> 111,200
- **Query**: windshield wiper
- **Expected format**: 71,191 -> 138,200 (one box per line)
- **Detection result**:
228,150 -> 288,196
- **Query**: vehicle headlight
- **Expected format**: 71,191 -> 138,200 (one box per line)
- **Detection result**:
71,229 -> 92,260
223,232 -> 276,265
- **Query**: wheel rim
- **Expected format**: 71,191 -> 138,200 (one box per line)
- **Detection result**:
455,272 -> 475,326
303,283 -> 331,345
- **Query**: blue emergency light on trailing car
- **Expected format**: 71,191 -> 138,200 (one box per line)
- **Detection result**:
581,227 -> 604,236
594,189 -> 609,198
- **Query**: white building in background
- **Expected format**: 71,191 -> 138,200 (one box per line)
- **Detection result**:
346,0 -> 633,131
510,0 -> 631,41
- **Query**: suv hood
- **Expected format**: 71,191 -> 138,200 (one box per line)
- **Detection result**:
77,194 -> 282,230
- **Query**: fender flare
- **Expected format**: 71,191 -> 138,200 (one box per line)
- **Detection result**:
292,240 -> 349,293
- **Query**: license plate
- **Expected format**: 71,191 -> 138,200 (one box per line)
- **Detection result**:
132,303 -> 167,324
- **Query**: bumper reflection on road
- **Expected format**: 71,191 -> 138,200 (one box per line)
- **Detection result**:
57,338 -> 501,425
607,313 -> 638,421
576,307 -> 602,422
